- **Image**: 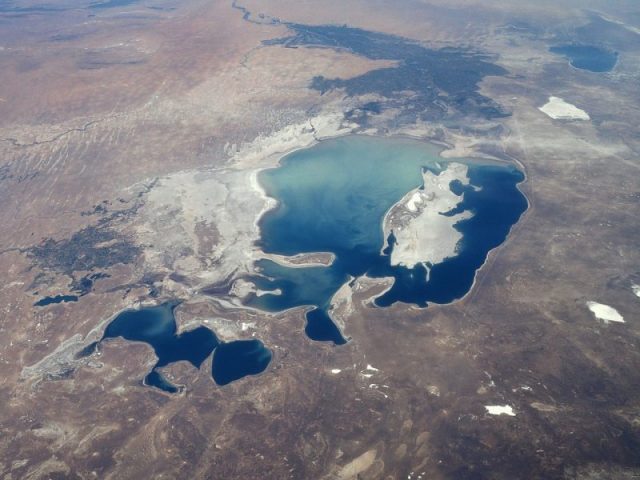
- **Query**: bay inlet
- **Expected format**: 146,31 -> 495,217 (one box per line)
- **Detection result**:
248,135 -> 528,343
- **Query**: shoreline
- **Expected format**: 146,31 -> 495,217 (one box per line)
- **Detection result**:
257,251 -> 337,268
26,124 -> 532,378
244,129 -> 530,314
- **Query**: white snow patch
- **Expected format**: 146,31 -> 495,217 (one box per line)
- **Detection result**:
586,301 -> 625,324
485,405 -> 516,416
330,369 -> 342,374
366,364 -> 379,372
632,284 -> 640,298
539,96 -> 590,120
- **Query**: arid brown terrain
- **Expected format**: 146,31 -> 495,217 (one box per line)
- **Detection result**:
1,0 -> 639,478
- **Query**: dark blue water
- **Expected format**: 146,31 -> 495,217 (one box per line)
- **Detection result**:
98,302 -> 272,392
249,136 -> 527,344
212,340 -> 272,386
550,45 -> 618,72
34,294 -> 78,307
375,166 -> 527,305
101,302 -> 217,392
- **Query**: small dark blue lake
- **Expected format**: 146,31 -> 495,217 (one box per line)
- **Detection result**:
34,294 -> 78,307
212,340 -> 273,386
247,135 -> 528,344
550,44 -> 618,72
93,302 -> 272,392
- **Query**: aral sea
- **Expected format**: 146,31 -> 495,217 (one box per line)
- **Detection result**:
247,135 -> 528,344
97,135 -> 527,392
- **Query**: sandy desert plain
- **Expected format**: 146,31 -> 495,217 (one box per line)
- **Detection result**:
0,0 -> 640,478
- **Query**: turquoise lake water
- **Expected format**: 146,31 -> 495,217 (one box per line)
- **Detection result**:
248,135 -> 528,343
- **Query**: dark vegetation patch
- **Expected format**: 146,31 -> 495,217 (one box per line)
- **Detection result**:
26,180 -> 156,291
27,225 -> 140,275
104,271 -> 163,299
345,101 -> 383,127
81,201 -> 109,216
265,23 -> 509,125
26,225 -> 139,302
70,272 -> 111,295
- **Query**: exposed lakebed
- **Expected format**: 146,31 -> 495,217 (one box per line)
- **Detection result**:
247,135 -> 527,343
